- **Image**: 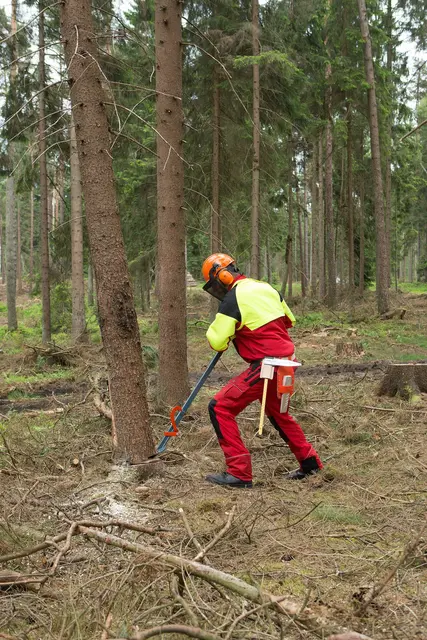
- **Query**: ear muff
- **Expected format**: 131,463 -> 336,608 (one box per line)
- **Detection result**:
217,267 -> 234,286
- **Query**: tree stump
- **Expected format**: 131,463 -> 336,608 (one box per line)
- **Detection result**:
336,341 -> 364,357
377,364 -> 427,402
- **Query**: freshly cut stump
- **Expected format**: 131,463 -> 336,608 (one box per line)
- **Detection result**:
377,364 -> 427,402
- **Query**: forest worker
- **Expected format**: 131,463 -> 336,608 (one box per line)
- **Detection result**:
202,253 -> 323,488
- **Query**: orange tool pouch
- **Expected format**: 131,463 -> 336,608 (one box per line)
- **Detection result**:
277,366 -> 295,413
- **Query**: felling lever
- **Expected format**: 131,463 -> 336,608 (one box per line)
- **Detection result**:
258,358 -> 301,436
156,351 -> 222,454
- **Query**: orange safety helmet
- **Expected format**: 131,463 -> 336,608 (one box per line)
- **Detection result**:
202,253 -> 235,286
202,253 -> 238,300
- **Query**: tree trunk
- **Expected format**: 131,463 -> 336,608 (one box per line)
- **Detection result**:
385,0 -> 393,288
155,0 -> 190,406
58,154 -> 65,226
296,174 -> 305,297
359,134 -> 365,296
29,187 -> 34,295
303,155 -> 310,294
39,0 -> 51,343
211,65 -> 221,253
70,114 -> 86,341
357,0 -> 390,314
0,199 -> 5,285
310,140 -> 318,297
16,202 -> 22,295
347,103 -> 355,294
287,147 -> 293,297
61,0 -> 155,462
318,132 -> 326,299
6,177 -> 17,330
250,0 -> 260,279
325,64 -> 336,308
6,0 -> 18,330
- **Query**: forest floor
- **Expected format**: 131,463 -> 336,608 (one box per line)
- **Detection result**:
0,284 -> 427,640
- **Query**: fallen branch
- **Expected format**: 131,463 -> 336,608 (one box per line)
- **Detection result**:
77,525 -> 351,637
0,519 -> 167,563
113,624 -> 222,640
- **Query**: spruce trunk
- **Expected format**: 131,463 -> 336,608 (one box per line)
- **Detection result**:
250,0 -> 260,279
318,133 -> 326,299
357,0 -> 390,314
6,177 -> 17,330
310,140 -> 318,297
61,0 -> 155,462
155,0 -> 189,406
347,103 -> 354,294
325,65 -> 336,308
29,188 -> 34,295
211,65 -> 221,253
70,115 -> 86,341
39,0 -> 51,342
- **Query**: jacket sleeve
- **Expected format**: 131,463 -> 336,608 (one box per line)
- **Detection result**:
206,313 -> 238,351
206,286 -> 241,352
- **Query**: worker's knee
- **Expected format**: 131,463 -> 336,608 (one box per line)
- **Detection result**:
208,399 -> 223,439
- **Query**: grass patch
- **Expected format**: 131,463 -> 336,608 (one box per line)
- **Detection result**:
313,504 -> 364,525
398,282 -> 427,294
2,369 -> 75,385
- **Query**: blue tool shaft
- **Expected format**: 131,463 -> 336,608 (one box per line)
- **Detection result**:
156,351 -> 222,454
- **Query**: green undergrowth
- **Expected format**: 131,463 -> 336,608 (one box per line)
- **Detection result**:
2,369 -> 75,386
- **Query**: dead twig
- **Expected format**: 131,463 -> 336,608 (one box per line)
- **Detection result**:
170,574 -> 199,627
194,505 -> 236,562
357,520 -> 427,613
113,624 -> 223,640
100,612 -> 113,640
179,508 -> 204,558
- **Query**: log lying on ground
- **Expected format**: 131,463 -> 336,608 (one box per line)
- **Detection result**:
380,308 -> 406,320
377,363 -> 427,402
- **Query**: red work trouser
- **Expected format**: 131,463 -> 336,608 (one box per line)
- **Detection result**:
208,361 -> 322,481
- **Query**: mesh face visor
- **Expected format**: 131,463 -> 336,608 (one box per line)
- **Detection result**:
203,278 -> 228,301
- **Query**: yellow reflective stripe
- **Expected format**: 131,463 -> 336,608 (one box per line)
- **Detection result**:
235,279 -> 295,330
206,313 -> 238,351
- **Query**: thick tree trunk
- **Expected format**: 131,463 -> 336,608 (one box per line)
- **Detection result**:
318,132 -> 326,299
325,65 -> 336,308
211,65 -> 221,253
6,177 -> 17,330
29,187 -> 34,295
287,148 -> 293,297
155,0 -> 190,406
357,0 -> 390,314
347,103 -> 354,294
61,0 -> 155,462
39,0 -> 51,343
296,176 -> 306,297
310,140 -> 318,297
250,0 -> 260,279
58,154 -> 65,226
303,156 -> 310,294
70,115 -> 86,341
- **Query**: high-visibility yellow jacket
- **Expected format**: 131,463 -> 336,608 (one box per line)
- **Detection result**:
206,276 -> 296,362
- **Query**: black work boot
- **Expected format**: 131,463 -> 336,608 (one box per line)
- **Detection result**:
205,472 -> 253,488
285,456 -> 321,480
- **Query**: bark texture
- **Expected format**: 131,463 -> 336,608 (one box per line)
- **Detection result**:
6,0 -> 18,330
250,0 -> 260,279
70,114 -> 86,341
357,0 -> 390,314
0,202 -> 5,284
29,188 -> 34,294
39,0 -> 51,343
325,63 -> 336,308
310,140 -> 318,297
60,0 -> 155,462
155,0 -> 190,406
347,103 -> 354,292
6,177 -> 17,330
358,134 -> 365,296
318,132 -> 326,299
377,364 -> 427,402
211,65 -> 221,254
